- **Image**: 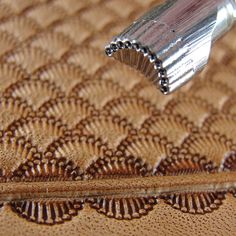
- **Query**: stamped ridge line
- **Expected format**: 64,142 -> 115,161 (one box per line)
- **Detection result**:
0,172 -> 235,201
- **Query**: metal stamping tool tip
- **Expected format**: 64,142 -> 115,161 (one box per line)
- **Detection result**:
105,0 -> 236,94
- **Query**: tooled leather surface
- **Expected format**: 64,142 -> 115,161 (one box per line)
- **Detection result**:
0,0 -> 236,235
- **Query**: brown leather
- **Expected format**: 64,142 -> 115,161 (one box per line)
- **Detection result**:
0,0 -> 236,235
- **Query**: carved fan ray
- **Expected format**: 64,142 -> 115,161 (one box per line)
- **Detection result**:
86,156 -> 157,220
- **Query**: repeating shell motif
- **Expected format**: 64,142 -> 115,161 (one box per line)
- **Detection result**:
4,79 -> 64,109
11,158 -> 84,224
0,0 -> 235,229
155,154 -> 225,214
7,116 -> 68,152
46,134 -> 112,170
118,134 -> 174,167
86,156 -> 157,219
34,62 -> 89,94
103,96 -> 159,128
0,134 -> 39,175
222,152 -> 236,197
77,114 -> 136,149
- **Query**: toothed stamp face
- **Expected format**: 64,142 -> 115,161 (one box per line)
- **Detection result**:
0,1 -> 235,235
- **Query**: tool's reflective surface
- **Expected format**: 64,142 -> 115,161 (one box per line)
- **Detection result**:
106,0 -> 236,94
0,0 -> 235,235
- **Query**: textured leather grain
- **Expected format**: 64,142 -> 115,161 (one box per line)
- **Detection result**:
0,0 -> 235,235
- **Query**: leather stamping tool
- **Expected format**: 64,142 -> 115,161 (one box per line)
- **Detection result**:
105,0 -> 236,94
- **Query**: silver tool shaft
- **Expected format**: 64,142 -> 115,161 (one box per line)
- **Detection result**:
105,0 -> 236,94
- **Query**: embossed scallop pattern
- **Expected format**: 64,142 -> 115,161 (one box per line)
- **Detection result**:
202,114 -> 236,143
103,96 -> 159,128
53,16 -> 93,45
0,31 -> 17,57
4,46 -> 53,73
26,3 -> 66,27
53,0 -> 89,15
7,116 -> 68,152
11,157 -> 84,225
64,46 -> 111,75
180,131 -> 236,166
118,134 -> 174,167
39,97 -> 98,127
0,134 -> 39,176
189,81 -> 233,109
210,69 -> 236,92
0,0 -> 235,232
133,80 -> 174,109
4,79 -> 64,109
28,32 -> 74,59
141,114 -> 196,146
46,134 -> 112,171
0,3 -> 13,20
104,0 -> 135,18
100,63 -> 145,90
80,5 -> 117,31
86,156 -> 157,219
222,95 -> 236,115
0,16 -> 39,42
164,93 -> 217,126
154,154 -> 225,214
34,62 -> 89,94
76,114 -> 136,149
0,63 -> 28,96
70,79 -> 127,109
222,152 -> 236,197
0,0 -> 37,14
0,97 -> 34,130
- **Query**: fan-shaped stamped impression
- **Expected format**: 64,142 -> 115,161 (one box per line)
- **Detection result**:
155,154 -> 225,214
7,116 -> 68,152
77,114 -> 136,149
11,157 -> 84,225
39,97 -> 97,127
4,79 -> 64,110
46,134 -> 112,171
86,156 -> 157,220
222,152 -> 236,197
0,133 -> 38,176
118,134 -> 174,167
103,96 -> 159,128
